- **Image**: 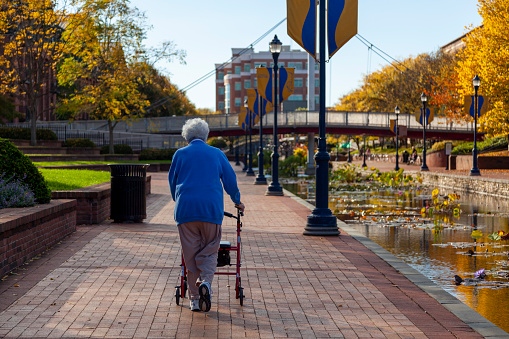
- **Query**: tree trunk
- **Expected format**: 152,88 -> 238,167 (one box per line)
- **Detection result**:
30,97 -> 39,146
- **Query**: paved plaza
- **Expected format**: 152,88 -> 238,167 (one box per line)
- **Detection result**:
0,163 -> 507,338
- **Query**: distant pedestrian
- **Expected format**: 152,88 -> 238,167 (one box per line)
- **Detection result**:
168,118 -> 245,312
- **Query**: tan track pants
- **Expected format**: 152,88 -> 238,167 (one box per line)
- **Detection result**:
178,221 -> 221,300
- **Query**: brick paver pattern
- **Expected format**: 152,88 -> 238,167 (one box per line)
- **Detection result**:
0,166 -> 482,338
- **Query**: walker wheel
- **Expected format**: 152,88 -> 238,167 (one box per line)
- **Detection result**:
175,286 -> 181,306
183,280 -> 188,298
239,288 -> 244,306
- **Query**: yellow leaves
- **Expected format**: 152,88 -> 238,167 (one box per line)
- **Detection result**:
432,188 -> 439,197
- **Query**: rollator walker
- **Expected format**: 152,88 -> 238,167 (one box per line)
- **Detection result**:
175,208 -> 245,306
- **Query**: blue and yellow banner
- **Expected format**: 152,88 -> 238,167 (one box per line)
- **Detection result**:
262,98 -> 273,116
256,67 -> 273,104
465,95 -> 489,118
415,107 -> 434,126
287,0 -> 317,59
279,67 -> 295,103
247,89 -> 260,125
239,107 -> 248,130
390,119 -> 396,134
328,0 -> 358,58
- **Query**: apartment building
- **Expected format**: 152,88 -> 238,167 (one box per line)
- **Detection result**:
215,46 -> 319,114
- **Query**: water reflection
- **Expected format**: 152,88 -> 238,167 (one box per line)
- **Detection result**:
283,180 -> 509,333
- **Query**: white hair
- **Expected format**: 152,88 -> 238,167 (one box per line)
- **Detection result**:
181,118 -> 209,143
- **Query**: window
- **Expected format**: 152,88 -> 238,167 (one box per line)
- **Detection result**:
234,66 -> 241,74
288,62 -> 295,68
244,80 -> 251,89
254,78 -> 257,87
255,62 -> 267,68
235,82 -> 241,91
289,94 -> 303,101
218,87 -> 224,95
219,102 -> 225,110
315,95 -> 319,104
295,62 -> 303,70
295,78 -> 303,87
217,71 -> 224,79
315,79 -> 319,87
235,98 -> 241,107
227,70 -> 232,75
244,64 -> 251,72
315,63 -> 319,70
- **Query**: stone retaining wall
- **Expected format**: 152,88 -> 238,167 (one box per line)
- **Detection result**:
418,171 -> 509,198
0,200 -> 76,276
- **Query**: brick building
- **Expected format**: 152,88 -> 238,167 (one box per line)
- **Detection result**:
215,46 -> 319,114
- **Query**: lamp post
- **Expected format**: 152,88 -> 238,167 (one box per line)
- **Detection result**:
266,35 -> 283,195
245,99 -> 255,176
470,75 -> 481,176
420,92 -> 429,171
255,94 -> 267,184
304,0 -> 338,235
395,105 -> 400,171
242,126 -> 248,172
362,135 -> 367,168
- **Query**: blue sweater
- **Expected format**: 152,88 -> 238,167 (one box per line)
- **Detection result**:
168,139 -> 241,225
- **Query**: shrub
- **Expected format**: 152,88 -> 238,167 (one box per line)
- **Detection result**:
0,127 -> 57,140
207,137 -> 227,149
280,155 -> 306,177
139,148 -> 177,160
452,136 -> 508,155
0,138 -> 51,203
100,144 -> 133,154
0,174 -> 36,209
63,138 -> 96,148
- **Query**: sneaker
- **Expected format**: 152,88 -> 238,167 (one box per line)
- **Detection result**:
190,299 -> 200,312
199,281 -> 212,312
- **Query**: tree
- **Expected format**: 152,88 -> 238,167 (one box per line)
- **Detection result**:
456,0 -> 509,136
0,0 -> 80,145
335,52 -> 461,121
58,0 -> 186,153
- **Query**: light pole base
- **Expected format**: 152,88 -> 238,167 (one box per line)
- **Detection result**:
304,209 -> 339,236
470,168 -> 481,176
254,177 -> 267,185
246,170 -> 255,176
266,185 -> 284,196
420,165 -> 429,171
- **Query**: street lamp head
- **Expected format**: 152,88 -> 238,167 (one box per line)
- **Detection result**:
420,92 -> 427,103
473,75 -> 481,89
269,35 -> 282,55
395,105 -> 400,115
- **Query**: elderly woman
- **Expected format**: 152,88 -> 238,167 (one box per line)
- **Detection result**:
168,118 -> 245,312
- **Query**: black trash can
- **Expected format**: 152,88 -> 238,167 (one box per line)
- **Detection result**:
402,151 -> 409,164
108,164 -> 149,223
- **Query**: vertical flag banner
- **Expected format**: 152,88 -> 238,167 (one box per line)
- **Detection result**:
465,95 -> 489,118
262,98 -> 273,116
247,89 -> 260,125
328,0 -> 358,58
279,67 -> 295,103
389,119 -> 396,134
239,107 -> 248,130
415,107 -> 434,126
287,0 -> 317,59
257,67 -> 273,104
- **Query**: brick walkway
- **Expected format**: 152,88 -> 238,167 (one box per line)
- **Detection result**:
0,164 -> 505,338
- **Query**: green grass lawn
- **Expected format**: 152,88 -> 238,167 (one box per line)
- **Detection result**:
34,160 -> 172,167
40,169 -> 111,191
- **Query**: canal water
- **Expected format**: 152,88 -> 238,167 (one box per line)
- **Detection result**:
283,179 -> 509,333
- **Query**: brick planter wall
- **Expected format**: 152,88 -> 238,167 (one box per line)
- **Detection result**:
0,200 -> 76,276
51,176 -> 151,225
455,155 -> 509,170
427,149 -> 447,167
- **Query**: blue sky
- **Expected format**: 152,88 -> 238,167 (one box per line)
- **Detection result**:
130,0 -> 482,110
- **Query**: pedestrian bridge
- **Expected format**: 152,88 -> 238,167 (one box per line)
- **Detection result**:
127,110 -> 479,141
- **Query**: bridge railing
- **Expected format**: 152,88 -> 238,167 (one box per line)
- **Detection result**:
16,110 -> 475,136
